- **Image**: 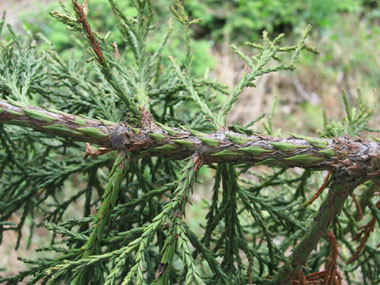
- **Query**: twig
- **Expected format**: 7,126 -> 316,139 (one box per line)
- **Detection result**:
290,231 -> 342,285
325,230 -> 342,285
303,170 -> 332,207
83,143 -> 111,159
72,0 -> 104,64
351,193 -> 363,221
110,41 -> 120,59
347,200 -> 380,264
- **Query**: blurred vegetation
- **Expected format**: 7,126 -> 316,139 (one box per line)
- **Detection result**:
21,0 -> 374,45
17,0 -> 379,70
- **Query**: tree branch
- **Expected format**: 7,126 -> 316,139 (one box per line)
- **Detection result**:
0,99 -> 115,146
273,176 -> 363,284
1,99 -> 380,177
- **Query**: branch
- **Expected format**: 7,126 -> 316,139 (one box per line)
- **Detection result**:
1,99 -> 380,177
274,176 -> 362,284
0,99 -> 115,146
73,152 -> 127,284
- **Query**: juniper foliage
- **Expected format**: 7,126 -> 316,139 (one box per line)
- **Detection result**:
0,1 -> 379,284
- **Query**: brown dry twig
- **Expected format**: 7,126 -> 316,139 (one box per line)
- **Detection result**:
110,41 -> 120,59
83,143 -> 111,159
72,0 -> 104,64
291,231 -> 342,285
324,231 -> 342,285
291,269 -> 307,285
351,193 -> 363,221
303,170 -> 332,207
347,200 -> 380,264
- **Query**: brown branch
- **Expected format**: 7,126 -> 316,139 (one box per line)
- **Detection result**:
0,99 -> 115,146
1,99 -> 380,178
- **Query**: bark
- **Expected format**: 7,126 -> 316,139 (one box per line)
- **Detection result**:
1,99 -> 380,177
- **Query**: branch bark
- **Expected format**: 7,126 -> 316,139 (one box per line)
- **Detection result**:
1,99 -> 380,177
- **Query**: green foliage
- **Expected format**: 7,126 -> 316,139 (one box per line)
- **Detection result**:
320,92 -> 375,137
19,0 -> 215,77
181,0 -> 365,42
0,1 -> 379,284
302,0 -> 361,28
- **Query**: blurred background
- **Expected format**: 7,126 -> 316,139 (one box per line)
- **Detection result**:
1,0 -> 380,278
